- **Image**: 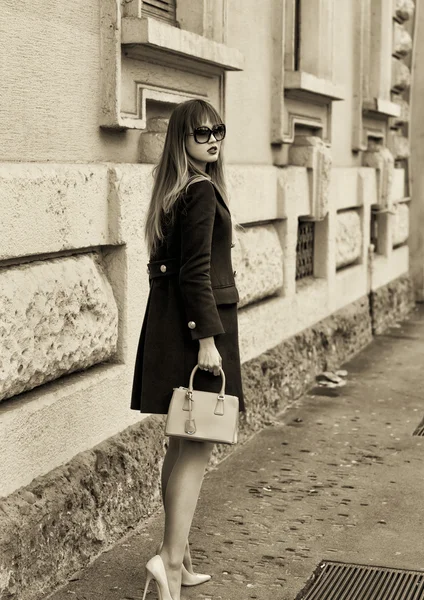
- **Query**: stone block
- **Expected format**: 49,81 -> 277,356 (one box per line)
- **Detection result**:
138,130 -> 167,164
232,225 -> 283,308
336,210 -> 362,269
0,253 -> 118,402
395,0 -> 415,21
225,165 -> 279,223
138,117 -> 169,163
392,203 -> 409,246
0,164 -> 109,260
390,168 -> 406,203
392,58 -> 411,91
393,22 -> 412,56
362,144 -> 394,210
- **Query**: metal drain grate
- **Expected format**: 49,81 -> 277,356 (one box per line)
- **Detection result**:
297,561 -> 424,600
413,417 -> 424,436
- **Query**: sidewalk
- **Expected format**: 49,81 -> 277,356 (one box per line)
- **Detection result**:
46,305 -> 424,600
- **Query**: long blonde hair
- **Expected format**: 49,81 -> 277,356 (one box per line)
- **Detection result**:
145,99 -> 232,257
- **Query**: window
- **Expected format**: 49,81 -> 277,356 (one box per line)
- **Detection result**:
142,0 -> 177,24
294,0 -> 301,71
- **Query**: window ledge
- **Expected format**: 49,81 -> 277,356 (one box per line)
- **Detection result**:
284,71 -> 345,102
363,98 -> 401,118
121,17 -> 244,71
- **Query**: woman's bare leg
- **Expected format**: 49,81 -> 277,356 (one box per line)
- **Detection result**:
159,438 -> 214,600
160,438 -> 195,573
161,437 -> 180,504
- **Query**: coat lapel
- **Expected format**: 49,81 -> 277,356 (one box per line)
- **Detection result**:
211,182 -> 230,214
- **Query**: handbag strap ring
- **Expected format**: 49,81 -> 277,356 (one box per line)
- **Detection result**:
188,365 -> 226,398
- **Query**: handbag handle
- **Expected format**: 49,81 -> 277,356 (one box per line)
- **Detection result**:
188,364 -> 226,398
184,365 -> 227,434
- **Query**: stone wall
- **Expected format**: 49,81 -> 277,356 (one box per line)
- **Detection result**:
370,274 -> 415,334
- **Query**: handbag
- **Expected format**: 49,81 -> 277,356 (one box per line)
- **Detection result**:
165,365 -> 239,445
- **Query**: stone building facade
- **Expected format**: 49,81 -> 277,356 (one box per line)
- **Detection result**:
0,0 -> 421,598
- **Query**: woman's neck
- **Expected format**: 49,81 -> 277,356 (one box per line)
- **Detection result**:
191,159 -> 207,172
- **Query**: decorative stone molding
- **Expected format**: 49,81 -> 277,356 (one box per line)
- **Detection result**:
288,136 -> 331,220
391,57 -> 411,91
336,210 -> 362,269
394,0 -> 415,22
393,22 -> 413,56
283,72 -> 345,103
231,225 -> 284,308
120,17 -> 242,68
353,0 -> 414,181
271,0 -> 344,165
100,1 -> 243,130
363,141 -> 394,211
0,254 -> 118,403
388,0 -> 414,204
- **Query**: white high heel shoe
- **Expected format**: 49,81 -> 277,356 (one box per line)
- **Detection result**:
156,542 -> 211,587
181,567 -> 211,587
142,555 -> 173,600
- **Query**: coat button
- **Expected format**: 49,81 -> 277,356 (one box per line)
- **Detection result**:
188,321 -> 196,329
160,264 -> 167,273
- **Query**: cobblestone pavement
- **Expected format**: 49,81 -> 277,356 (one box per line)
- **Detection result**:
46,306 -> 424,600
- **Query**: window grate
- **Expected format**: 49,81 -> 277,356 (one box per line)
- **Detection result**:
142,0 -> 177,24
296,220 -> 315,280
297,561 -> 424,600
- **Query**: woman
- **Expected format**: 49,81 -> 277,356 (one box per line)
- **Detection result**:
130,98 -> 245,600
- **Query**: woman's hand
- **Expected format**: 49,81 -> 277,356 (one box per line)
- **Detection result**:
198,336 -> 222,376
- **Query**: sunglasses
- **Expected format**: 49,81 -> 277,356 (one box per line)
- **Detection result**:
187,124 -> 226,144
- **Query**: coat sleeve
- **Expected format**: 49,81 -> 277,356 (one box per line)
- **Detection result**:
178,180 -> 225,341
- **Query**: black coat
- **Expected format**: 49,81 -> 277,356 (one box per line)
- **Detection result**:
130,179 -> 245,414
